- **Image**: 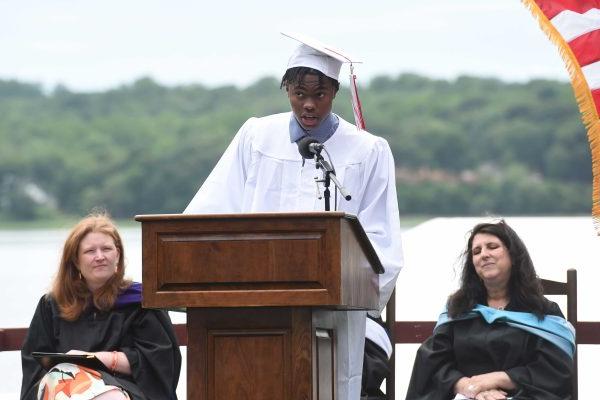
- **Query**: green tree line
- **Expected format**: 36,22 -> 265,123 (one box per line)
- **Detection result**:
0,74 -> 592,220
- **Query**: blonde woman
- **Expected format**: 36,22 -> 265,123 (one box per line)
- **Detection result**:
20,213 -> 181,400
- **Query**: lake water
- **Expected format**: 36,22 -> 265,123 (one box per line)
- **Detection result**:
1,217 -> 598,398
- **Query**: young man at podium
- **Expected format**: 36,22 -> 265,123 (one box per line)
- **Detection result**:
184,33 -> 404,400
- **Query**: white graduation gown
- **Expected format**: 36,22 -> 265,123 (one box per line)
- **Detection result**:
184,112 -> 404,399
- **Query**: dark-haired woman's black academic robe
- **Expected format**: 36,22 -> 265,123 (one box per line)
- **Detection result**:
405,302 -> 573,400
20,294 -> 181,400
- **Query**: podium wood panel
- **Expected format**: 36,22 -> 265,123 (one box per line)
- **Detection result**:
136,212 -> 379,310
211,332 -> 286,398
161,232 -> 321,283
187,307 -> 313,400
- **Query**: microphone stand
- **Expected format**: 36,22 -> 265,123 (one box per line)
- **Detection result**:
313,150 -> 352,211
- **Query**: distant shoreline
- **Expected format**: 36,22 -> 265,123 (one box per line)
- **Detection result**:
0,214 -> 591,231
0,214 -> 436,230
0,217 -> 140,230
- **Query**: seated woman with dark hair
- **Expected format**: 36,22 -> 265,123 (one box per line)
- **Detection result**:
406,220 -> 574,400
20,213 -> 181,400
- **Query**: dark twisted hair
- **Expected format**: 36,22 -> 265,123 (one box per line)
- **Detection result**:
280,66 -> 340,92
447,220 -> 551,320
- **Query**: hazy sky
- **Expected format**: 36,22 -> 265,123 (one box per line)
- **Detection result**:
0,0 -> 571,92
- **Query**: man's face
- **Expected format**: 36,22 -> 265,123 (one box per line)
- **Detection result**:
287,73 -> 337,130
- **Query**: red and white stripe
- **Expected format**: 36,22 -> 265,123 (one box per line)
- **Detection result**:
526,0 -> 600,230
536,0 -> 600,113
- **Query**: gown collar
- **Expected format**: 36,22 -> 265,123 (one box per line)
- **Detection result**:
114,281 -> 142,308
289,112 -> 339,143
435,304 -> 576,358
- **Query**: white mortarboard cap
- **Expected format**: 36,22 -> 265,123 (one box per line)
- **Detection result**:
281,31 -> 367,130
282,31 -> 360,81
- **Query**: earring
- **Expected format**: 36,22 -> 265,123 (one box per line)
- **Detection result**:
79,271 -> 82,280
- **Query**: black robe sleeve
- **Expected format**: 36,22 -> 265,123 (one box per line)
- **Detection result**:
119,308 -> 182,400
504,337 -> 573,399
504,300 -> 573,398
20,296 -> 57,400
405,322 -> 464,400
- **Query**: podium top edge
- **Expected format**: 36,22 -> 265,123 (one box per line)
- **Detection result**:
134,211 -> 351,222
133,211 -> 383,274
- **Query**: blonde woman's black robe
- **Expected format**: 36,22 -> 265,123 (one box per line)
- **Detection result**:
20,292 -> 181,400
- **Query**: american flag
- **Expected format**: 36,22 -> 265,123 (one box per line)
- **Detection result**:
523,0 -> 600,231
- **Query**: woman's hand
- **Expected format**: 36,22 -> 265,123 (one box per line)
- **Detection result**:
94,351 -> 132,376
67,349 -> 132,376
469,371 -> 515,392
454,377 -> 481,398
475,389 -> 508,400
455,372 -> 515,398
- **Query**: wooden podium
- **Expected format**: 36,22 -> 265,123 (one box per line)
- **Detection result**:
135,212 -> 382,400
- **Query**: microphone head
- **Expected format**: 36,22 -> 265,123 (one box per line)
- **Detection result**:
297,136 -> 320,159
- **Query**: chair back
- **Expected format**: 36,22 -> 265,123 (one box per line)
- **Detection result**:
540,268 -> 577,400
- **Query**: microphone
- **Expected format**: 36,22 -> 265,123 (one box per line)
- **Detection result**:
296,135 -> 352,206
297,136 -> 324,159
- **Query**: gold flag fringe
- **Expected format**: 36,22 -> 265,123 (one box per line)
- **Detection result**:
522,0 -> 600,234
